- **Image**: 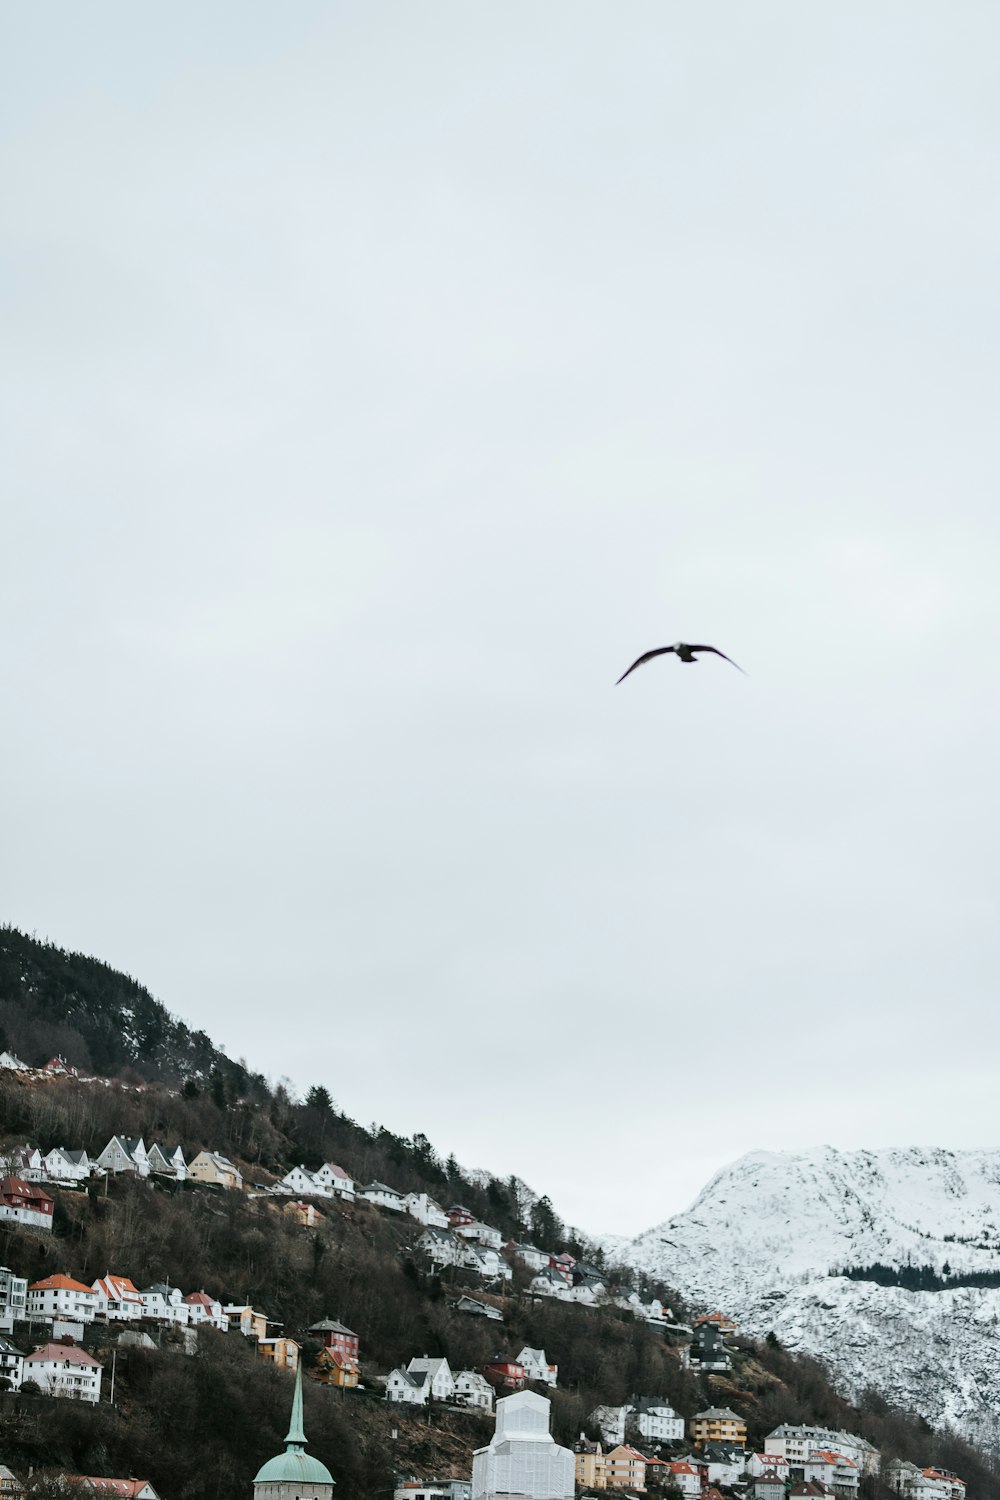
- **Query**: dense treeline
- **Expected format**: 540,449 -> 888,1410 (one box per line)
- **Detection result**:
837,1262 -> 1000,1293
0,927 -> 225,1086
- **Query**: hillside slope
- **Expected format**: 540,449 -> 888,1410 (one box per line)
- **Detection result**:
623,1146 -> 1000,1444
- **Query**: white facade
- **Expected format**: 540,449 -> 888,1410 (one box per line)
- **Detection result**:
471,1391 -> 573,1500
590,1406 -> 627,1447
92,1275 -> 145,1320
667,1463 -> 703,1497
404,1193 -> 449,1228
529,1270 -> 571,1301
509,1245 -> 550,1273
457,1221 -> 503,1250
42,1148 -> 91,1183
0,1267 -> 28,1332
0,1053 -> 28,1071
629,1399 -> 684,1442
147,1143 -> 187,1180
766,1429 -> 879,1478
183,1292 -> 227,1329
454,1370 -> 494,1410
516,1348 -> 557,1387
407,1357 -> 455,1401
751,1455 -> 790,1479
313,1162 -> 355,1199
278,1165 -> 322,1196
361,1182 -> 405,1211
95,1136 -> 149,1177
0,1336 -> 24,1390
27,1277 -> 98,1322
387,1368 -> 429,1405
140,1284 -> 191,1325
24,1343 -> 102,1401
2,1147 -> 43,1181
418,1228 -> 466,1267
463,1246 -> 512,1281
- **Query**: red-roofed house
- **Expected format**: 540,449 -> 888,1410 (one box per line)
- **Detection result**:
27,1275 -> 98,1322
182,1291 -> 226,1329
312,1346 -> 360,1389
667,1461 -> 703,1498
308,1318 -> 359,1361
283,1200 -> 326,1228
924,1472 -> 966,1500
24,1341 -> 102,1401
0,1177 -> 54,1231
92,1274 -> 144,1321
483,1358 -> 525,1392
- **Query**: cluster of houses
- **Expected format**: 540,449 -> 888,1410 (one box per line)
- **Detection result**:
563,1418 -> 968,1500
2,1139 -> 244,1195
384,1347 -> 558,1410
0,1253 -> 361,1401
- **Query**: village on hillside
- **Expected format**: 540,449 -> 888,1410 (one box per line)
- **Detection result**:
0,1057 -> 969,1500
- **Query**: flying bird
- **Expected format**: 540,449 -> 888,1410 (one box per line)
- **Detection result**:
616,642 -> 745,684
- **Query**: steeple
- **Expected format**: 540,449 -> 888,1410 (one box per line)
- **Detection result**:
253,1361 -> 335,1498
285,1362 -> 306,1449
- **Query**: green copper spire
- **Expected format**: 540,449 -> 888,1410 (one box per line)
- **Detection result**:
284,1361 -> 306,1448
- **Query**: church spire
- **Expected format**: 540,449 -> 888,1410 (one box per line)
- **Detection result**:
284,1361 -> 306,1449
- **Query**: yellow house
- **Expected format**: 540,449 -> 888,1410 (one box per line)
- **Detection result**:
690,1407 -> 747,1445
574,1440 -> 606,1490
605,1445 -> 647,1493
257,1336 -> 300,1373
224,1303 -> 268,1340
283,1199 -> 326,1229
312,1347 -> 360,1389
188,1151 -> 243,1190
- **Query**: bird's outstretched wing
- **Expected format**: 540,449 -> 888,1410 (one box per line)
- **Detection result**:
689,644 -> 746,674
615,646 -> 678,684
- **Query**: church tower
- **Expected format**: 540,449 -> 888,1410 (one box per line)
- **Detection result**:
254,1364 -> 336,1500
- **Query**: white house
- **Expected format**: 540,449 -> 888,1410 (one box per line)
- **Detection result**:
277,1165 -> 322,1197
313,1162 -> 355,1199
750,1454 -> 791,1480
92,1274 -> 145,1321
386,1367 -> 429,1405
462,1245 -> 511,1281
2,1147 -> 43,1181
590,1405 -> 628,1447
0,1267 -> 28,1332
568,1275 -> 603,1304
628,1397 -> 684,1443
517,1348 -> 557,1386
456,1221 -> 503,1250
140,1284 -> 190,1325
471,1391 -> 574,1500
0,1176 -> 54,1230
183,1291 -> 227,1329
404,1193 -> 449,1228
665,1461 -> 704,1497
24,1341 -> 102,1401
0,1335 -> 24,1390
529,1268 -> 572,1300
766,1428 -> 879,1478
360,1182 -> 405,1212
0,1052 -> 28,1072
417,1227 -> 466,1268
454,1370 -> 494,1410
508,1244 -> 550,1273
95,1137 -> 149,1177
42,1148 -> 91,1184
27,1274 -> 99,1323
406,1356 -> 455,1402
146,1144 -> 187,1180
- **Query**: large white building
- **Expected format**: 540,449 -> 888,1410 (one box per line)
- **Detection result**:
24,1341 -> 102,1401
471,1390 -> 574,1500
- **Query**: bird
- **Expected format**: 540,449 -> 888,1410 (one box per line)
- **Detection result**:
616,642 -> 745,684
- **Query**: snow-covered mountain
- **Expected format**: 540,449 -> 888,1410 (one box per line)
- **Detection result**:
622,1146 -> 1000,1444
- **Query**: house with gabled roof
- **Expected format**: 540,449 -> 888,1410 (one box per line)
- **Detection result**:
146,1143 -> 186,1180
605,1445 -> 647,1493
516,1347 -> 557,1386
529,1267 -> 572,1300
24,1340 -> 102,1401
284,1200 -> 326,1228
665,1461 -> 703,1498
188,1151 -> 242,1190
406,1356 -> 455,1402
629,1396 -> 684,1443
311,1161 -> 355,1199
308,1318 -> 359,1361
258,1336 -> 300,1373
403,1192 -> 448,1227
691,1407 -> 748,1446
0,1052 -> 28,1072
756,1469 -> 787,1500
182,1290 -> 227,1328
275,1165 -> 321,1197
42,1147 -> 91,1184
70,1482 -> 159,1500
140,1283 -> 189,1324
453,1369 -> 493,1410
455,1220 -> 503,1249
312,1347 -> 359,1389
417,1226 -> 466,1268
360,1181 -> 404,1212
0,1335 -> 25,1391
1,1147 -> 42,1181
94,1137 -> 149,1177
92,1273 -> 145,1320
224,1304 -> 269,1340
386,1366 -> 428,1405
0,1177 -> 54,1230
507,1243 -> 550,1273
450,1295 -> 503,1322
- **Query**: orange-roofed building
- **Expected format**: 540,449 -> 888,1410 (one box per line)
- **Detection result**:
693,1310 -> 737,1333
27,1275 -> 98,1322
666,1461 -> 703,1497
182,1290 -> 226,1329
92,1274 -> 144,1321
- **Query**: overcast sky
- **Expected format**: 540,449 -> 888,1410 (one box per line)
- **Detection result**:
4,4 -> 1000,1238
